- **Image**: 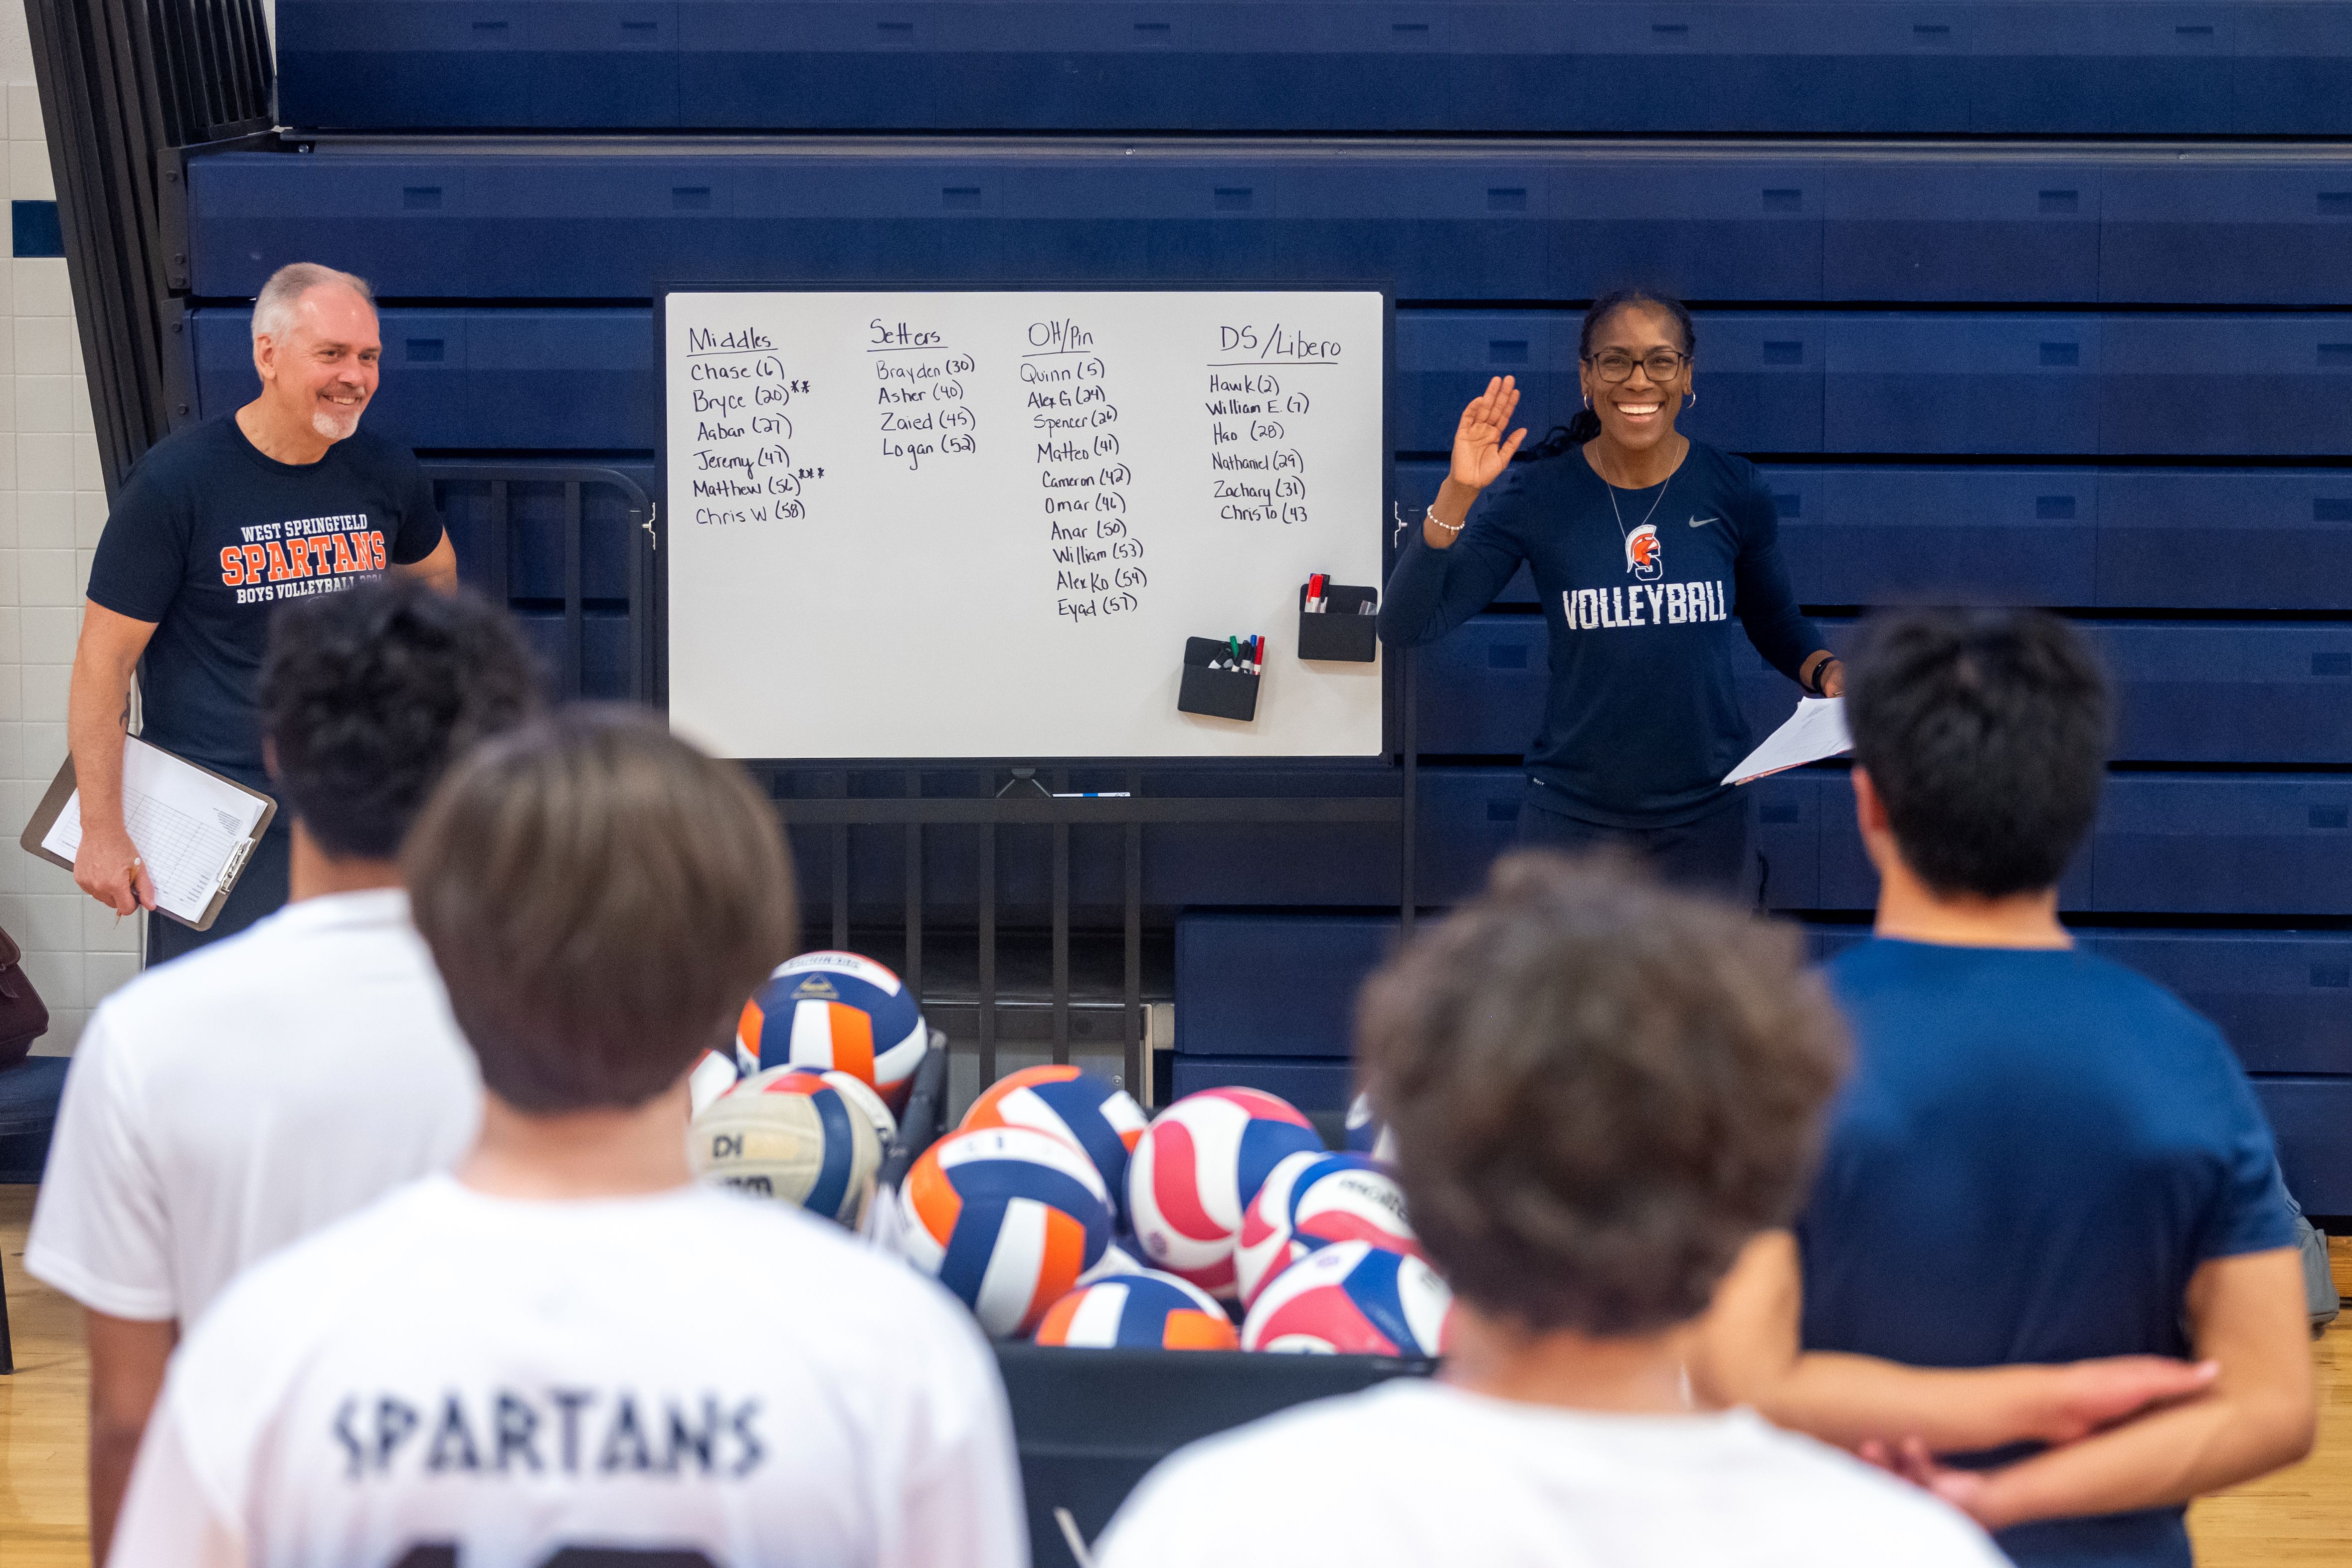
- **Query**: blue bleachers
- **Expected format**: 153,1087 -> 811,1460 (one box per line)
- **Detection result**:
188,146 -> 2352,307
276,2 -> 2352,138
193,302 -> 2352,467
1417,616 -> 2352,766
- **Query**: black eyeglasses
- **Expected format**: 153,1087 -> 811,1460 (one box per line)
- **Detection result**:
1584,349 -> 1689,383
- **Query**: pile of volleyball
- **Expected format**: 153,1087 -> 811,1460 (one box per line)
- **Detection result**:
687,949 -> 1448,1358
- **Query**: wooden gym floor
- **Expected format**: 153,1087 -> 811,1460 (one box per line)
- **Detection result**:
5,1182 -> 2352,1564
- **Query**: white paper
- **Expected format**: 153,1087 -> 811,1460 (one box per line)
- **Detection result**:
1724,696 -> 1852,786
41,736 -> 268,922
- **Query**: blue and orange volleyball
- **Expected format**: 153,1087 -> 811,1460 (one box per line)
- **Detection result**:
1240,1239 -> 1452,1357
736,951 -> 928,1112
1033,1270 -> 1240,1351
688,1064 -> 885,1228
1235,1150 -> 1420,1308
1126,1087 -> 1323,1300
900,1126 -> 1114,1338
960,1065 -> 1149,1220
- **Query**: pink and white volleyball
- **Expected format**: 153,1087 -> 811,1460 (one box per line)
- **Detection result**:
1235,1150 -> 1421,1308
1126,1087 -> 1322,1299
1240,1240 -> 1452,1357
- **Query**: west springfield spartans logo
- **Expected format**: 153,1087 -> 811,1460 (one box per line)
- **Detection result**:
1625,522 -> 1663,580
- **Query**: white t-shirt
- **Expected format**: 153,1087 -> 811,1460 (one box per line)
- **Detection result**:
109,1176 -> 1027,1568
1095,1379 -> 2009,1568
26,888 -> 479,1327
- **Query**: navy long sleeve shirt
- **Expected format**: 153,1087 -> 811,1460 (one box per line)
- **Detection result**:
1380,441 -> 1822,828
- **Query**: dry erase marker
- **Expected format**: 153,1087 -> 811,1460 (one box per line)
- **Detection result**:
1307,573 -> 1328,612
1053,791 -> 1132,798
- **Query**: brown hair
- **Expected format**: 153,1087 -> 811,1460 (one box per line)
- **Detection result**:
1355,851 -> 1846,1336
403,706 -> 797,1114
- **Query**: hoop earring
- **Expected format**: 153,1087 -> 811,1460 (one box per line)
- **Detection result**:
1684,390 -> 1698,410
1583,394 -> 1591,411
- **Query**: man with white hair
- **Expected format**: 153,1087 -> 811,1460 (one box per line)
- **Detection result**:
66,261 -> 458,961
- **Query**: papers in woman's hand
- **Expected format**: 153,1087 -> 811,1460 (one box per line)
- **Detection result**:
1725,697 -> 1852,786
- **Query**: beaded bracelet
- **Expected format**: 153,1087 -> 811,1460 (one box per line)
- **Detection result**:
1426,506 -> 1465,534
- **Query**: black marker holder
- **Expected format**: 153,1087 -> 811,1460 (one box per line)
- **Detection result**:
1177,636 -> 1260,721
1297,582 -> 1379,662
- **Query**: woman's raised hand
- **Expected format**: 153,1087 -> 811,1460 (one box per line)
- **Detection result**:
1451,375 -> 1529,492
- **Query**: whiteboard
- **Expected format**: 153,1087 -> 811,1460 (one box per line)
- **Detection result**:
660,289 -> 1388,759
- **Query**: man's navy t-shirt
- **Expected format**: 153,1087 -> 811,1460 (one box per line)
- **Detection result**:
85,416 -> 443,794
1800,938 -> 2297,1568
1378,441 -> 1819,828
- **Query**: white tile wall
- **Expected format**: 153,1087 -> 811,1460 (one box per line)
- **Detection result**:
0,5 -> 145,1053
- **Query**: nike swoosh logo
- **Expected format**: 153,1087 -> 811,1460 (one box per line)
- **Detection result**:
1688,516 -> 1719,528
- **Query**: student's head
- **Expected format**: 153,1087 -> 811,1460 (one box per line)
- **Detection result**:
1846,607 -> 2112,900
250,261 -> 381,442
403,707 -> 796,1115
261,580 -> 543,863
1355,852 -> 1846,1338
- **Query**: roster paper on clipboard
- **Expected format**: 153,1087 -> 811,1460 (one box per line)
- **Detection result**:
1724,697 -> 1852,786
20,737 -> 277,930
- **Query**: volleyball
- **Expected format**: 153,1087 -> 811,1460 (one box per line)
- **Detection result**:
1344,1090 -> 1397,1163
1033,1271 -> 1240,1351
1127,1087 -> 1323,1299
687,1047 -> 739,1116
960,1065 -> 1149,1220
773,1065 -> 898,1147
1235,1150 -> 1420,1308
900,1126 -> 1114,1337
1240,1240 -> 1452,1357
688,1065 -> 885,1228
736,951 -> 928,1112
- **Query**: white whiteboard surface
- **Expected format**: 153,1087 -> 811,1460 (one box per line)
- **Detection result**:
662,289 -> 1387,759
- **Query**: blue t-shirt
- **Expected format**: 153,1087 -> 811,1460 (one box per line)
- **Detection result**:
1377,440 -> 1820,828
86,416 -> 443,794
1800,938 -> 2298,1568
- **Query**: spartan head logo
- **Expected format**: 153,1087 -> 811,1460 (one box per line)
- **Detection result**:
1625,522 -> 1663,580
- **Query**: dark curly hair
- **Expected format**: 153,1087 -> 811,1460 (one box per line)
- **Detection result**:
1847,607 -> 2111,900
261,580 -> 544,861
1355,851 -> 1846,1337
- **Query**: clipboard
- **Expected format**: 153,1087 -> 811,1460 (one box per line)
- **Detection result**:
20,738 -> 279,931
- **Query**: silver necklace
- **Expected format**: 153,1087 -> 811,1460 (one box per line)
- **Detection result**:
1604,467 -> 1672,543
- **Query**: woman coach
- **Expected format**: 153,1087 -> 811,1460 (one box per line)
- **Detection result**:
1379,290 -> 1840,892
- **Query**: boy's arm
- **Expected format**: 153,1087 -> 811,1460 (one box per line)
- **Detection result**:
1691,1232 -> 2217,1452
1894,1247 -> 2315,1530
87,1310 -> 179,1565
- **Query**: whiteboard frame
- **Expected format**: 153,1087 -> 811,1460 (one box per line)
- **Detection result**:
652,280 -> 1398,768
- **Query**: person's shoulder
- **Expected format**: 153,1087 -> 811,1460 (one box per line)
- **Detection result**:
174,1179 -> 443,1388
684,1189 -> 978,1328
327,423 -> 425,483
91,905 -> 318,1044
1730,1419 -> 2007,1566
1100,1383 -> 1468,1567
117,415 -> 245,491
